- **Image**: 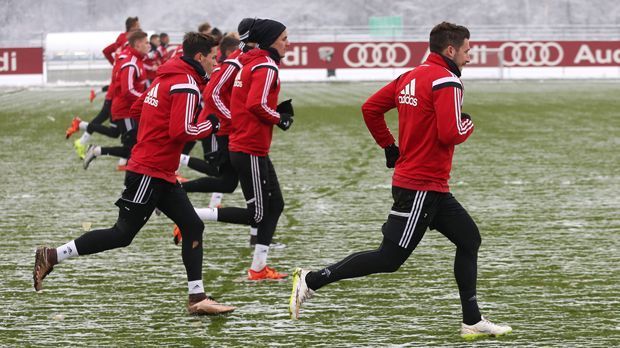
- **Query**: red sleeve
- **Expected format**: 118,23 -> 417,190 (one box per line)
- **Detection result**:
432,77 -> 473,145
129,91 -> 146,119
208,63 -> 237,119
361,78 -> 398,148
102,42 -> 117,65
246,66 -> 281,125
169,85 -> 216,142
119,64 -> 142,103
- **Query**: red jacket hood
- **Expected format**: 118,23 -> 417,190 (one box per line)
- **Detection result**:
156,57 -> 205,82
424,52 -> 461,77
238,48 -> 273,66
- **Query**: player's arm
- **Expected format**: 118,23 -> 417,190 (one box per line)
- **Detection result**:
102,42 -> 118,65
210,63 -> 238,119
129,89 -> 146,119
169,83 -> 217,142
361,78 -> 399,148
432,76 -> 473,145
119,62 -> 143,102
246,65 -> 281,125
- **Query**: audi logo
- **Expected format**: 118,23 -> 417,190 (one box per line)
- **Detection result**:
500,42 -> 564,67
343,43 -> 411,68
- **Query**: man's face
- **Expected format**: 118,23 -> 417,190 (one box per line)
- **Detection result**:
197,46 -> 218,75
134,37 -> 150,55
151,37 -> 160,47
447,39 -> 471,71
130,21 -> 141,32
161,36 -> 169,46
270,30 -> 290,58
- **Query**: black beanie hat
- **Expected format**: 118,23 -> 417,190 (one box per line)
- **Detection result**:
248,19 -> 286,49
238,17 -> 256,43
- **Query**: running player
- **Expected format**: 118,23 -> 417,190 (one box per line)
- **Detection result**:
289,22 -> 512,339
33,32 -> 234,315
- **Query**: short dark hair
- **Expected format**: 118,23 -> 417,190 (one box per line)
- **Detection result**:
197,22 -> 212,34
160,32 -> 169,39
128,30 -> 148,47
182,32 -> 217,58
219,35 -> 240,55
125,16 -> 139,32
210,27 -> 223,44
150,34 -> 160,41
429,22 -> 470,53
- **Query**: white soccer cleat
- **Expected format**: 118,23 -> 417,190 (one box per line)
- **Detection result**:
461,316 -> 512,340
83,145 -> 97,170
289,268 -> 314,319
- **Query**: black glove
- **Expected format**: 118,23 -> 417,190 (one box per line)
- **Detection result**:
384,143 -> 399,168
206,114 -> 220,134
277,113 -> 294,131
461,112 -> 471,121
276,99 -> 294,116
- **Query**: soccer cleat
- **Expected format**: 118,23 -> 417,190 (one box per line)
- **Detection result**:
33,246 -> 55,291
73,139 -> 87,159
187,296 -> 236,315
65,116 -> 82,139
461,316 -> 512,340
172,225 -> 182,245
83,144 -> 96,169
89,89 -> 96,103
289,268 -> 314,319
247,266 -> 288,281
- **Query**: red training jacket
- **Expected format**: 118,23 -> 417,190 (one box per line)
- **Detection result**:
126,57 -> 217,183
229,49 -> 282,156
362,52 -> 474,192
199,49 -> 242,136
102,32 -> 128,65
110,46 -> 147,121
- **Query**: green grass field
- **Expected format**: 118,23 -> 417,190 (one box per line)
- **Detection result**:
0,81 -> 619,347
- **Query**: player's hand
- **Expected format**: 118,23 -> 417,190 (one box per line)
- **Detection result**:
461,112 -> 472,121
207,114 -> 220,134
384,143 -> 399,168
277,113 -> 294,131
276,99 -> 294,116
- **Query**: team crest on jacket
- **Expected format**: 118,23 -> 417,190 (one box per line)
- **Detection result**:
233,71 -> 243,88
398,79 -> 418,106
145,83 -> 159,107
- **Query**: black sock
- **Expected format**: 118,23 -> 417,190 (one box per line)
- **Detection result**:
459,290 -> 482,325
305,268 -> 332,291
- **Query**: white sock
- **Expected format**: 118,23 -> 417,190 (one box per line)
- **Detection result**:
94,146 -> 102,156
195,207 -> 217,221
56,240 -> 79,263
79,121 -> 89,131
179,154 -> 190,167
250,244 -> 269,271
188,279 -> 204,295
249,227 -> 258,237
79,132 -> 91,144
118,157 -> 128,165
209,192 -> 223,208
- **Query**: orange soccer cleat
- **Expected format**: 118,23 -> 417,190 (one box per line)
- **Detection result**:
65,116 -> 82,139
247,266 -> 288,281
172,225 -> 182,245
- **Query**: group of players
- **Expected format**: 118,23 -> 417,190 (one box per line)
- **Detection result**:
34,16 -> 512,339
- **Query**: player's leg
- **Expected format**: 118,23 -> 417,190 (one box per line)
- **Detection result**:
432,193 -> 511,338
33,171 -> 160,291
156,182 -> 235,315
290,187 -> 437,318
83,119 -> 137,169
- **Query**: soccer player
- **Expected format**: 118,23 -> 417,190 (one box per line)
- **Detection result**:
83,30 -> 150,169
289,22 -> 513,339
33,32 -> 235,315
66,17 -> 141,160
144,34 -> 161,82
225,18 -> 293,280
175,19 -> 263,247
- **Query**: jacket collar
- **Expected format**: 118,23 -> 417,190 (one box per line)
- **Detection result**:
425,52 -> 461,77
180,55 -> 208,81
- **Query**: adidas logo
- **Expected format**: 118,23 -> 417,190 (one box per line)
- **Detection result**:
144,83 -> 159,107
398,78 -> 418,106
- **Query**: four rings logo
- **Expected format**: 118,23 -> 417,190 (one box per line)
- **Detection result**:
343,43 -> 411,68
500,42 -> 564,67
